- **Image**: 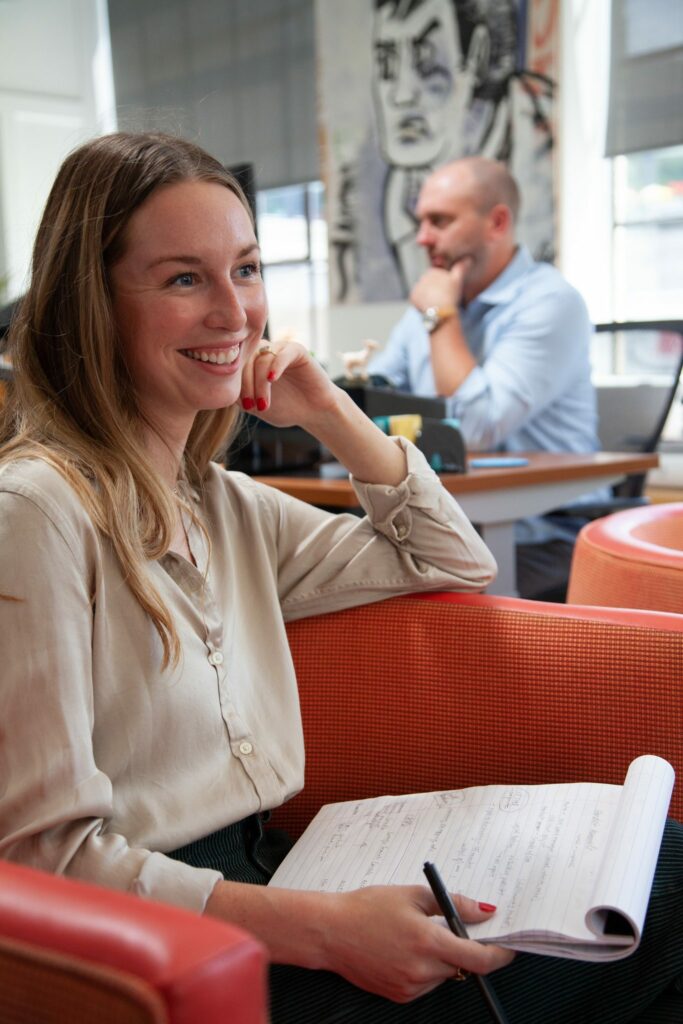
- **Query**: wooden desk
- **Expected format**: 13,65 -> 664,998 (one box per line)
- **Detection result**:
255,451 -> 659,596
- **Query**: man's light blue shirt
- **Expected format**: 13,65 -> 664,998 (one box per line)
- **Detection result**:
368,247 -> 601,543
370,246 -> 597,453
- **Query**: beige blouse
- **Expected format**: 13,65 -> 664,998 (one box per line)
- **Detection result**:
0,439 -> 495,911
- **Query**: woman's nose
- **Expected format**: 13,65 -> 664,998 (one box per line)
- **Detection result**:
204,279 -> 247,331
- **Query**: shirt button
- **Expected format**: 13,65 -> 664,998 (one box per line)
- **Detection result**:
239,741 -> 253,755
396,525 -> 407,539
208,650 -> 224,666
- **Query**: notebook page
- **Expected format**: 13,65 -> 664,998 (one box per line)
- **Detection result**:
270,758 -> 673,959
270,780 -> 626,947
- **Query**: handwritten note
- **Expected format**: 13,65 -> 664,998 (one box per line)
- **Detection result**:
270,756 -> 674,961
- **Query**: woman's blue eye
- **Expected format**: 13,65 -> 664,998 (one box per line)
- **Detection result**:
238,262 -> 261,279
171,272 -> 195,287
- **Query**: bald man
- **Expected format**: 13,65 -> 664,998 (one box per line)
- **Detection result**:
369,157 -> 600,600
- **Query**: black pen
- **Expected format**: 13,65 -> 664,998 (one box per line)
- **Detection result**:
423,861 -> 510,1024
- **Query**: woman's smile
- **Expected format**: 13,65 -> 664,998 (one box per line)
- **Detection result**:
179,344 -> 242,368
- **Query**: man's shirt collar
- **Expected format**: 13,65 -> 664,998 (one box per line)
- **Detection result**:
469,245 -> 534,308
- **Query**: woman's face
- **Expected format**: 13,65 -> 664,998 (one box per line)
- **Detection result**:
110,179 -> 267,441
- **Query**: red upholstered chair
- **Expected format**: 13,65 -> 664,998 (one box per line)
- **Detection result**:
567,502 -> 683,613
276,592 -> 683,837
0,859 -> 267,1024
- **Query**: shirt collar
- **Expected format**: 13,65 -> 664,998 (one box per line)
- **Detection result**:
469,245 -> 534,308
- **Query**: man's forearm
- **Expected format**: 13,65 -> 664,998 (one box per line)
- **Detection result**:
429,314 -> 477,396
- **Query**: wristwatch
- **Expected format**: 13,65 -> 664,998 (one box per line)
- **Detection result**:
421,306 -> 456,334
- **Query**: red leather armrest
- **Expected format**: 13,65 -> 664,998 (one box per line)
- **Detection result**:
0,860 -> 267,1024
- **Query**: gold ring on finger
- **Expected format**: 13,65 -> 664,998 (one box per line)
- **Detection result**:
452,967 -> 470,982
257,344 -> 274,356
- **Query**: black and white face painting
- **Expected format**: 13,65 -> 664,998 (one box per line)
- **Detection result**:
372,0 -> 471,169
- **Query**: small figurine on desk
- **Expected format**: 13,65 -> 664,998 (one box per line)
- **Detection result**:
342,339 -> 380,381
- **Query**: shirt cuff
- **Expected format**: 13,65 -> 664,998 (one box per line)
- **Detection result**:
132,851 -> 224,913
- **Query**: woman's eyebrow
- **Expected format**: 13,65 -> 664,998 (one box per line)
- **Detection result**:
146,245 -> 260,270
146,254 -> 202,270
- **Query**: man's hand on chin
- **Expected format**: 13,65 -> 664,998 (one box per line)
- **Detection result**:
410,257 -> 473,312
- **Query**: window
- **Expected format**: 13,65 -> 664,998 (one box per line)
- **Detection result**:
607,145 -> 683,445
256,181 -> 329,364
612,144 -> 683,323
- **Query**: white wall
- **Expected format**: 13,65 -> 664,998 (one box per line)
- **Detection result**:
558,0 -> 613,324
0,0 -> 116,303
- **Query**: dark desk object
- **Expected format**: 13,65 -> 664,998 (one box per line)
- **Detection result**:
228,383 -> 450,476
227,418 -> 321,475
337,381 -> 463,469
335,379 -> 447,420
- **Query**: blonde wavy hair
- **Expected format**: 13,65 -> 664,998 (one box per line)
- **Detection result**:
0,132 -> 252,666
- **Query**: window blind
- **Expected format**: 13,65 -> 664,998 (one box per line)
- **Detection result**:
605,0 -> 683,156
108,0 -> 319,187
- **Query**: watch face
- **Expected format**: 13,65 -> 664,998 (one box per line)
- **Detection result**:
422,307 -> 439,332
422,306 -> 455,333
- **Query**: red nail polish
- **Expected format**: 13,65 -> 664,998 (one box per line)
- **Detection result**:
242,397 -> 254,410
267,371 -> 276,382
256,397 -> 267,411
478,902 -> 496,912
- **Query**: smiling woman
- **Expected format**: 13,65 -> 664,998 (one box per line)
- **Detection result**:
0,132 -> 681,1024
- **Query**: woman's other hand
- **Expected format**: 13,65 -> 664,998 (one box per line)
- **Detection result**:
320,884 -> 514,1003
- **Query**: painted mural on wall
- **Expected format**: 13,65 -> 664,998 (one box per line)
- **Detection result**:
316,0 -> 558,303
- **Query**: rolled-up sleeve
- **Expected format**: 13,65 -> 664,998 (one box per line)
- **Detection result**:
274,438 -> 497,619
447,285 -> 592,451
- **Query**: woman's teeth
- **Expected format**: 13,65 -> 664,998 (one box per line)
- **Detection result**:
182,346 -> 240,365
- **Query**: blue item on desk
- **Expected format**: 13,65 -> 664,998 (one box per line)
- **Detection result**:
470,457 -> 529,468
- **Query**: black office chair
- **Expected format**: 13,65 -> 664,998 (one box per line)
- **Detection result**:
559,320 -> 683,518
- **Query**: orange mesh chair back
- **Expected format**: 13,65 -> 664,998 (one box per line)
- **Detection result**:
0,860 -> 267,1024
568,502 -> 683,612
276,592 -> 683,839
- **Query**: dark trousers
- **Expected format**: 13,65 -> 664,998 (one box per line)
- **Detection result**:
515,513 -> 591,601
171,817 -> 683,1023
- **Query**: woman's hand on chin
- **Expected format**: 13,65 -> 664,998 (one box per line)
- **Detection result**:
240,339 -> 341,430
240,338 -> 407,486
